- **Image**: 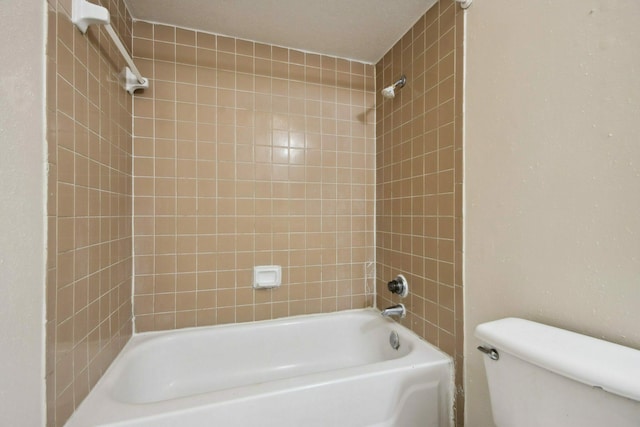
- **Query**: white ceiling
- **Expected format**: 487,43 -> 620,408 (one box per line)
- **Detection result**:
124,0 -> 438,64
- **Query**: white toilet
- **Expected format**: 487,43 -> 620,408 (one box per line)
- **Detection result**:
475,318 -> 640,427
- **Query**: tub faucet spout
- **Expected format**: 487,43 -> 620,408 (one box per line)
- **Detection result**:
381,303 -> 406,318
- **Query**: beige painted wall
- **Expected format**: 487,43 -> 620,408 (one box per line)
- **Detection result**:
464,0 -> 640,425
0,0 -> 46,425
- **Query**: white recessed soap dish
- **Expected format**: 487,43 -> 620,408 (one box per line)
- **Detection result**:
253,265 -> 282,289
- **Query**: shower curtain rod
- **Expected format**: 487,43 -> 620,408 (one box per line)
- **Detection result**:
72,0 -> 149,94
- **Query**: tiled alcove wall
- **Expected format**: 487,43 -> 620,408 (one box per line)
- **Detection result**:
375,0 -> 464,424
45,0 -> 134,425
130,23 -> 377,331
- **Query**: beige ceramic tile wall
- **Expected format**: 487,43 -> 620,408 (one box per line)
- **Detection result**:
131,24 -> 376,331
45,0 -> 134,425
375,0 -> 464,424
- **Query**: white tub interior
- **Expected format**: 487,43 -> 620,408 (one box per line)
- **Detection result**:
113,311 -> 412,404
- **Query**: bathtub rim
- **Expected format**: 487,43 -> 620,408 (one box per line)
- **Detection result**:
130,307 -> 429,343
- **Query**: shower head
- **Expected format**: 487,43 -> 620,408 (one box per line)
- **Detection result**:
381,86 -> 396,99
381,75 -> 406,99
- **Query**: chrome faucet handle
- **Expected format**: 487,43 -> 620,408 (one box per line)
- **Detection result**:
387,274 -> 409,297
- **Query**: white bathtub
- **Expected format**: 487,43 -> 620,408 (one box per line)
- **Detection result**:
66,309 -> 453,427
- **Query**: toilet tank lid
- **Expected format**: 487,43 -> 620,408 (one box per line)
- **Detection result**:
475,318 -> 640,402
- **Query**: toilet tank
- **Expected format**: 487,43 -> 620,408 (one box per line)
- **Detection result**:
475,318 -> 640,427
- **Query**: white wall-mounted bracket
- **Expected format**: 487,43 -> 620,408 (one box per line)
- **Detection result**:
456,0 -> 472,9
71,0 -> 149,95
120,67 -> 149,95
72,0 -> 109,34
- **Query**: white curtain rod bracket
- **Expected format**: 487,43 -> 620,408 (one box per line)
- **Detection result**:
121,67 -> 149,95
72,0 -> 108,33
71,0 -> 149,94
456,0 -> 472,9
